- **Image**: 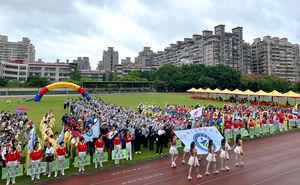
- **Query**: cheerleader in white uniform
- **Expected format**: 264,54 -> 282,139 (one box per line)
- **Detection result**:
169,136 -> 178,168
205,140 -> 219,175
219,139 -> 230,171
187,142 -> 202,180
182,144 -> 190,164
233,134 -> 244,166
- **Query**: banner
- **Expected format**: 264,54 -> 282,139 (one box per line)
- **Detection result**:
112,149 -> 128,160
2,164 -> 23,180
57,126 -> 65,145
176,140 -> 182,148
175,126 -> 223,154
73,155 -> 91,167
254,127 -> 262,136
270,125 -> 276,133
289,120 -> 296,129
27,126 -> 36,151
27,162 -> 46,176
93,152 -> 108,163
240,129 -> 249,137
224,132 -> 233,140
52,159 -> 70,171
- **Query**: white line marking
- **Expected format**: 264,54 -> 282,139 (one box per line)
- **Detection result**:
144,153 -> 299,185
197,153 -> 300,185
252,166 -> 300,185
90,165 -> 171,185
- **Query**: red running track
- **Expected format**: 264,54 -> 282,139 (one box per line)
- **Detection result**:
42,131 -> 300,185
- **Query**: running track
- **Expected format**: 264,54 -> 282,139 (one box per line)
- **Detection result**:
42,131 -> 300,185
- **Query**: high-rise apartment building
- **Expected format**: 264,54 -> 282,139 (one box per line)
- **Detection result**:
102,47 -> 119,71
251,36 -> 300,82
121,57 -> 133,66
141,25 -> 249,71
74,57 -> 91,70
0,35 -> 35,63
135,47 -> 155,67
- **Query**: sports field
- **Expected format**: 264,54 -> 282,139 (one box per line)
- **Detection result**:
0,93 -> 299,185
0,93 -> 223,185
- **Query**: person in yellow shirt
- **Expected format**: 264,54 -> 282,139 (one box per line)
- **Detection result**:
64,128 -> 72,153
70,133 -> 79,160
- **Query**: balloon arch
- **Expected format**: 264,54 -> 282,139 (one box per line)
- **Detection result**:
28,82 -> 90,102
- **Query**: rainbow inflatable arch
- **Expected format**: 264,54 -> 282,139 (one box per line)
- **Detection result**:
28,82 -> 90,102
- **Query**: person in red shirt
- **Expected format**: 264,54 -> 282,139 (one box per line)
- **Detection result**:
94,136 -> 105,168
77,137 -> 87,172
113,133 -> 121,166
5,146 -> 21,185
278,114 -> 284,131
238,120 -> 245,129
233,119 -> 239,140
55,142 -> 67,177
124,132 -> 132,161
224,120 -> 232,132
248,119 -> 255,139
30,144 -> 43,181
261,117 -> 268,134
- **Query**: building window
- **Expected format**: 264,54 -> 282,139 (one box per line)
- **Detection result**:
45,67 -> 56,71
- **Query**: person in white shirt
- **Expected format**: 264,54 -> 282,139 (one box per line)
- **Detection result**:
156,127 -> 165,157
45,143 -> 54,178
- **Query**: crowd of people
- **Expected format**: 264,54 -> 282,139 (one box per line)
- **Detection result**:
0,97 -> 300,184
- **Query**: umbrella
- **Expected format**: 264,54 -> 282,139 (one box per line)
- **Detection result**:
15,110 -> 24,114
16,106 -> 30,111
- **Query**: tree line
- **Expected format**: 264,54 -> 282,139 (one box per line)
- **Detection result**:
1,64 -> 300,93
118,64 -> 300,93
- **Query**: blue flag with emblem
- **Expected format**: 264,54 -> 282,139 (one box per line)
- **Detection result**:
57,126 -> 65,145
27,126 -> 36,151
175,126 -> 223,154
83,121 -> 100,142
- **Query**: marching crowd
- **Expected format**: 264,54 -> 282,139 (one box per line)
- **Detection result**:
0,97 -> 300,184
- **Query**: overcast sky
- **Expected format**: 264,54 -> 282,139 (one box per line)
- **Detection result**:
0,0 -> 299,69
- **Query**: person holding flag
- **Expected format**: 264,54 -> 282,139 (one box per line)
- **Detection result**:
55,141 -> 67,177
94,135 -> 105,169
30,144 -> 43,182
5,146 -> 21,185
77,137 -> 87,173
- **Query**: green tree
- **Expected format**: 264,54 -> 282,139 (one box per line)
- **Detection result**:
7,79 -> 24,87
70,68 -> 81,81
0,78 -> 8,87
120,71 -> 148,81
25,75 -> 50,87
207,65 -> 241,89
240,74 -> 261,91
197,75 -> 215,88
257,76 -> 291,92
294,82 -> 300,93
